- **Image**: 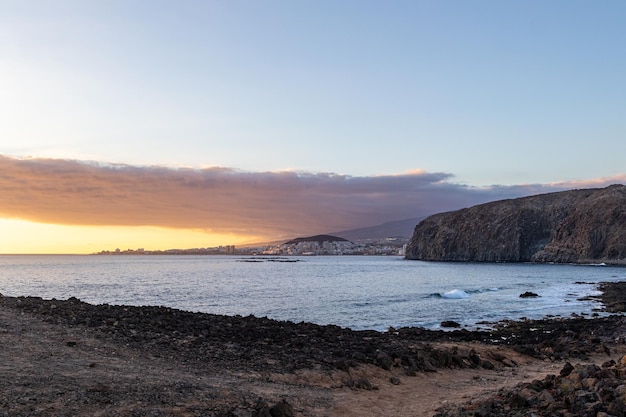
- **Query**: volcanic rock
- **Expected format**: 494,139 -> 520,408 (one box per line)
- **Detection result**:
519,291 -> 540,298
405,184 -> 626,264
434,358 -> 626,417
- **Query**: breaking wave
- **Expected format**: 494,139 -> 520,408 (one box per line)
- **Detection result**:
440,289 -> 471,299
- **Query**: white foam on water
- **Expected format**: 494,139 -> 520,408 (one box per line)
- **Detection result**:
441,289 -> 470,299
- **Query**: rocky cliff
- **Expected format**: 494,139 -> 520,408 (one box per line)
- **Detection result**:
405,184 -> 626,264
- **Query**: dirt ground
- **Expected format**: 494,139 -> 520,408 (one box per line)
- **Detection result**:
0,306 -> 331,416
2,303 -> 623,417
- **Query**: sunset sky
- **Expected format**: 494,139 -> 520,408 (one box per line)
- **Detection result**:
1,1 -> 625,253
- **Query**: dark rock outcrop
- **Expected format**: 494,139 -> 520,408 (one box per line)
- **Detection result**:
405,184 -> 626,264
434,359 -> 626,417
441,320 -> 462,328
519,292 -> 539,298
283,234 -> 350,245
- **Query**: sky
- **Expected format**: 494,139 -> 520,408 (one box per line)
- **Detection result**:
1,1 -> 625,253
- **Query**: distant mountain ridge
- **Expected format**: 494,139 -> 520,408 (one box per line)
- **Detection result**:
238,217 -> 426,248
405,184 -> 626,264
332,217 -> 425,241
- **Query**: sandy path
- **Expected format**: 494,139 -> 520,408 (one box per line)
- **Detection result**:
328,351 -> 565,416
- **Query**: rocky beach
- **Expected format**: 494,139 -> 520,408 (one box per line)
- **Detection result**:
1,282 -> 626,416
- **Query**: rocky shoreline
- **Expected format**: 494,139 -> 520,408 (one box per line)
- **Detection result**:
1,282 -> 626,416
2,292 -> 623,375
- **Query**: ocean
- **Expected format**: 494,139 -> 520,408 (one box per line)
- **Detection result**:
0,255 -> 624,331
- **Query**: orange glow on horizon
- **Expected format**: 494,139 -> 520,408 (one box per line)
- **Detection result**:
0,218 -> 260,254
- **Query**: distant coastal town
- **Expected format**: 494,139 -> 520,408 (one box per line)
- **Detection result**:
95,235 -> 408,257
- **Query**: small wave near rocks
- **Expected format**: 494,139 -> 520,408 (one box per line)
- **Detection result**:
432,288 -> 499,299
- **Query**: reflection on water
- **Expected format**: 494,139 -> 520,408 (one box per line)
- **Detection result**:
0,255 -> 624,330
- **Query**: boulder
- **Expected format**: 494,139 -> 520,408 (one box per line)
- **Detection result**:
519,291 -> 540,298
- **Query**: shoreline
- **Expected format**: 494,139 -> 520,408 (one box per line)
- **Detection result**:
1,282 -> 626,416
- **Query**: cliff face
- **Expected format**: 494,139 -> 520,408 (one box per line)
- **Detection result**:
405,184 -> 626,264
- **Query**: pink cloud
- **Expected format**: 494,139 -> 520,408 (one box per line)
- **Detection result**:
0,155 -> 623,239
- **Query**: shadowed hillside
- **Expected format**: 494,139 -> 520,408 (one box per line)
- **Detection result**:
332,217 -> 425,241
405,184 -> 626,264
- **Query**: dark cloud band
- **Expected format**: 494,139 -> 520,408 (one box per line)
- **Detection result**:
0,155 -> 623,238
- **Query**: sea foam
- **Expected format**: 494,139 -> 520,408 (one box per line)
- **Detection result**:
441,289 -> 470,299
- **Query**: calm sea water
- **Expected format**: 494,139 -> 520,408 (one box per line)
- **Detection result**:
0,255 -> 624,331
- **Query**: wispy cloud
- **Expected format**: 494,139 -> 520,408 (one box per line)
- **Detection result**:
1,155 -> 624,239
